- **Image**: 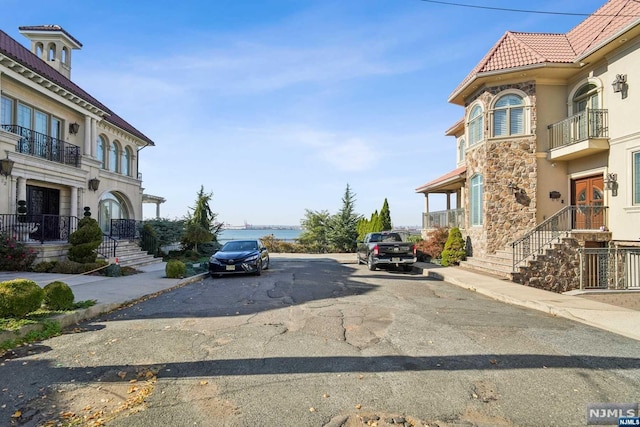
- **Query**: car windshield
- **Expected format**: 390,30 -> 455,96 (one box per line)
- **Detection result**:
222,241 -> 258,252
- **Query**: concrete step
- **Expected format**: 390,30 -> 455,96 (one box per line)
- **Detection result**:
459,255 -> 514,280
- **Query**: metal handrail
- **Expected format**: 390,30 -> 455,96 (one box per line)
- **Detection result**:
0,213 -> 77,243
512,205 -> 608,271
547,108 -> 608,150
97,235 -> 118,259
0,124 -> 81,167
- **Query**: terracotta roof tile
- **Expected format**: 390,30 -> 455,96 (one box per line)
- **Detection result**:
567,0 -> 640,56
415,166 -> 466,192
450,0 -> 640,101
0,29 -> 154,146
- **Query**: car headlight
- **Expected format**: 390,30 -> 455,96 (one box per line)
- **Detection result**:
209,257 -> 222,265
244,254 -> 259,262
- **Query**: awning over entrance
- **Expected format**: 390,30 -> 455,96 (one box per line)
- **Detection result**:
415,166 -> 466,194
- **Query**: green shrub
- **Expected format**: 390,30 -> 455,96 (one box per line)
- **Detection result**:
104,264 -> 122,277
0,279 -> 44,318
68,217 -> 103,264
441,227 -> 467,267
416,227 -> 449,262
51,260 -> 108,274
0,233 -> 38,271
166,259 -> 186,278
43,281 -> 74,310
32,261 -> 57,273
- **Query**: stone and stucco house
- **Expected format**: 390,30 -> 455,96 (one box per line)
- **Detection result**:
0,25 -> 157,261
416,0 -> 640,289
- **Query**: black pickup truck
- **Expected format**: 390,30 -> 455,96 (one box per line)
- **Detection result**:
356,231 -> 417,271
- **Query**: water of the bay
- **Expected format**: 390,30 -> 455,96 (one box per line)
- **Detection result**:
218,228 -> 301,243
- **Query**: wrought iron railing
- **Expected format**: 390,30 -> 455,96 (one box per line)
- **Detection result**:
512,205 -> 608,271
548,108 -> 608,150
422,208 -> 464,229
579,247 -> 640,289
0,124 -> 80,167
110,219 -> 159,256
97,235 -> 118,259
0,213 -> 77,243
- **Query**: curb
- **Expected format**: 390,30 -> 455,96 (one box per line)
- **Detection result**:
0,272 -> 209,347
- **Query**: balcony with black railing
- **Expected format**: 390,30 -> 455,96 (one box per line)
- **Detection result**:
1,124 -> 80,167
547,109 -> 609,161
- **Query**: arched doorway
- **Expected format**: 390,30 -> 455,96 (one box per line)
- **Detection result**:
98,192 -> 131,235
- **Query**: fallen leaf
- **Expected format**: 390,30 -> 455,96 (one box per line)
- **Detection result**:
489,359 -> 498,364
200,381 -> 208,385
355,404 -> 362,410
322,393 -> 329,398
11,410 -> 21,418
309,407 -> 316,412
117,371 -> 127,380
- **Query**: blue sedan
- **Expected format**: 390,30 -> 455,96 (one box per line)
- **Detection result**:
209,239 -> 270,277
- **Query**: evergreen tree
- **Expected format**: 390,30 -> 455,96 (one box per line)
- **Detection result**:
299,209 -> 331,253
327,184 -> 362,252
380,198 -> 392,231
183,186 -> 222,251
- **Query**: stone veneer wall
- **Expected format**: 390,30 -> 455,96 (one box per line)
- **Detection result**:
518,232 -> 613,293
464,81 -> 538,257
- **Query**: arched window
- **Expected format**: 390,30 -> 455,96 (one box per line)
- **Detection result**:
47,43 -> 56,61
493,94 -> 525,137
97,136 -> 106,169
35,43 -> 43,58
61,47 -> 69,65
122,147 -> 131,176
109,141 -> 119,172
98,192 -> 130,234
458,138 -> 466,163
573,83 -> 599,113
468,105 -> 483,145
470,174 -> 483,226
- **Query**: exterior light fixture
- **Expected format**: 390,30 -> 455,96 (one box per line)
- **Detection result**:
69,122 -> 80,134
0,156 -> 14,177
603,173 -> 617,190
88,177 -> 100,191
612,74 -> 627,94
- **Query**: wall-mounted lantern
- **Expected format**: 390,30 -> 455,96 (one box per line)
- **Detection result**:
88,177 -> 100,191
507,182 -> 523,195
612,74 -> 627,98
604,173 -> 617,190
69,122 -> 80,134
0,157 -> 14,177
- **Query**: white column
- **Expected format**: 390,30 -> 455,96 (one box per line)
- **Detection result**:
155,202 -> 161,219
70,186 -> 79,233
91,118 -> 97,158
16,176 -> 26,202
84,115 -> 91,156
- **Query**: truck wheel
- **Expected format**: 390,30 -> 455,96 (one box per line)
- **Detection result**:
356,253 -> 362,265
367,254 -> 377,271
403,264 -> 413,272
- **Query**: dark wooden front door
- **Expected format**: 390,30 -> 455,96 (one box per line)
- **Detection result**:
571,175 -> 604,229
27,185 -> 60,240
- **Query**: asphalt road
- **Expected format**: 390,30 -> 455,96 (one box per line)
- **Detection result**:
2,256 -> 640,426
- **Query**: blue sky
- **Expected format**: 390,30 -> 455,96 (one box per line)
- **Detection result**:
3,0 -> 608,227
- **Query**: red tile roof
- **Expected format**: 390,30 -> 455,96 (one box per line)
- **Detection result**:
415,166 -> 466,193
0,28 -> 154,146
451,0 -> 640,100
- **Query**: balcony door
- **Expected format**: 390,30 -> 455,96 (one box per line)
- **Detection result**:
572,175 -> 604,229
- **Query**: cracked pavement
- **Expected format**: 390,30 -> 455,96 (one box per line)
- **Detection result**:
2,256 -> 640,426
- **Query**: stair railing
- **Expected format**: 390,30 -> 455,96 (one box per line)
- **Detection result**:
511,205 -> 608,271
511,206 -> 573,271
97,234 -> 119,259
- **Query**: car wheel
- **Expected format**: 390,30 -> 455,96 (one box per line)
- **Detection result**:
356,253 -> 362,265
367,254 -> 376,271
255,261 -> 262,276
264,256 -> 270,270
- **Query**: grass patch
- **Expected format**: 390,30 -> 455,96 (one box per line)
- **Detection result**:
0,300 -> 97,353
